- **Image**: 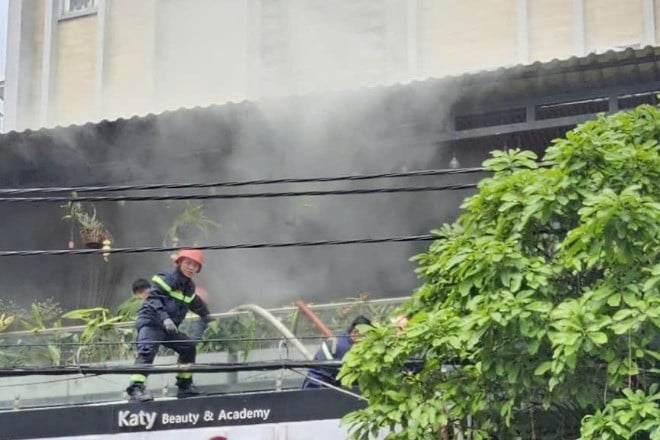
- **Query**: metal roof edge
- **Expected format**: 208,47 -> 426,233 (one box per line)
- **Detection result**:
1,45 -> 658,139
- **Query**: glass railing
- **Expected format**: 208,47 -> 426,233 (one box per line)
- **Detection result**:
0,296 -> 408,410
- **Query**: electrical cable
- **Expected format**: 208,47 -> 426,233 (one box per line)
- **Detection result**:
0,359 -> 426,377
287,368 -> 368,402
0,360 -> 344,376
0,374 -> 102,388
0,335 -> 331,348
0,234 -> 437,257
0,167 -> 487,195
0,183 -> 478,203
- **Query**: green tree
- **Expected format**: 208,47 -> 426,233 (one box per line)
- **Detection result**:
340,105 -> 660,440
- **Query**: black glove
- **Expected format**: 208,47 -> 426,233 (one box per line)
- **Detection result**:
163,318 -> 178,336
199,315 -> 214,333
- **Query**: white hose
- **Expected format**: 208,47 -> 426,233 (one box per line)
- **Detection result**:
228,304 -> 314,360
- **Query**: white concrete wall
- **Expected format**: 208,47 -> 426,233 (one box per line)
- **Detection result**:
5,0 -> 656,129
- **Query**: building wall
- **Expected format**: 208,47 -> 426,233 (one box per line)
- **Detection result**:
152,0 -> 251,109
529,0 -> 574,61
26,0 -> 46,127
8,0 -> 46,130
256,0 -> 394,96
53,14 -> 97,126
285,0 -> 388,93
419,0 -> 519,77
585,0 -> 644,52
5,0 -> 658,130
656,0 -> 660,44
103,0 -> 156,120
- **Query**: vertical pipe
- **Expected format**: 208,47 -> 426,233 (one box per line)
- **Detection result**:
5,0 -> 24,131
294,300 -> 333,338
643,0 -> 656,46
226,350 -> 238,386
573,0 -> 586,56
40,0 -> 58,126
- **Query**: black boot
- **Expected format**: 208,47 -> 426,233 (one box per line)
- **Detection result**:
176,378 -> 203,398
126,383 -> 154,402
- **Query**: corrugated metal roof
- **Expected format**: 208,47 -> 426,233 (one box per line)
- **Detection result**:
0,44 -> 657,186
1,45 -> 658,139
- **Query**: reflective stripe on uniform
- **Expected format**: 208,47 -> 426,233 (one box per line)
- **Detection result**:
152,275 -> 196,304
176,372 -> 193,379
321,337 -> 337,360
130,374 -> 147,383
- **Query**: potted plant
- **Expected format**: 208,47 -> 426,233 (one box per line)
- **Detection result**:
61,307 -> 133,363
0,313 -> 14,332
164,201 -> 219,251
61,192 -> 111,249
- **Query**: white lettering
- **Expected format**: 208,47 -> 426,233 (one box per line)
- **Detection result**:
217,408 -> 270,422
161,412 -> 200,426
118,410 -> 157,430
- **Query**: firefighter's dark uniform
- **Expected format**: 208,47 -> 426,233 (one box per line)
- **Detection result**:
126,267 -> 211,399
302,334 -> 353,389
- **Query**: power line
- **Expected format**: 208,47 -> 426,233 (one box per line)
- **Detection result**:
0,183 -> 477,203
0,359 -> 427,377
0,234 -> 436,257
289,368 -> 368,402
0,361 -> 343,376
0,375 -> 102,388
0,335 -> 332,348
0,167 -> 487,195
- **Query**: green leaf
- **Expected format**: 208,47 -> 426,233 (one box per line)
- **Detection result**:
534,361 -> 552,376
588,332 -> 608,345
607,294 -> 622,307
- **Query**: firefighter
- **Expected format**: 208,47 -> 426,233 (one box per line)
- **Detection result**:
131,278 -> 151,300
302,315 -> 372,389
125,249 -> 213,402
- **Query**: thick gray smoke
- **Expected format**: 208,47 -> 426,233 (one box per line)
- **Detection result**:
203,94 -> 461,310
116,85 -> 467,311
0,1 -> 481,314
0,81 -> 473,314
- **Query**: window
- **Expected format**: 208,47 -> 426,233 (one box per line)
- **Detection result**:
59,0 -> 97,19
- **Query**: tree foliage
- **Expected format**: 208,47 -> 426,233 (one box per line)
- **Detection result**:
340,105 -> 660,439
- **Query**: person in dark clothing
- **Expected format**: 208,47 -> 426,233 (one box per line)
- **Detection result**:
302,315 -> 372,389
125,249 -> 213,402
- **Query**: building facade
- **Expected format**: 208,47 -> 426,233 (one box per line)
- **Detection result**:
4,0 -> 659,131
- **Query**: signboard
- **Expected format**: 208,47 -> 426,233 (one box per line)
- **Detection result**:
0,390 -> 371,440
115,406 -> 272,431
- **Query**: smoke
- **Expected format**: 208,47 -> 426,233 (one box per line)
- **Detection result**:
94,83 -> 467,312
0,1 -> 479,313
138,84 -> 465,310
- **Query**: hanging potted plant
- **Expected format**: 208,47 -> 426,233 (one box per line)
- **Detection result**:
61,193 -> 112,249
164,201 -> 219,258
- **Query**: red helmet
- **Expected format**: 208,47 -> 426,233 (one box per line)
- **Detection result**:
174,249 -> 204,273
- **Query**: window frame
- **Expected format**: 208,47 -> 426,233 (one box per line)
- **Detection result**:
58,0 -> 98,21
